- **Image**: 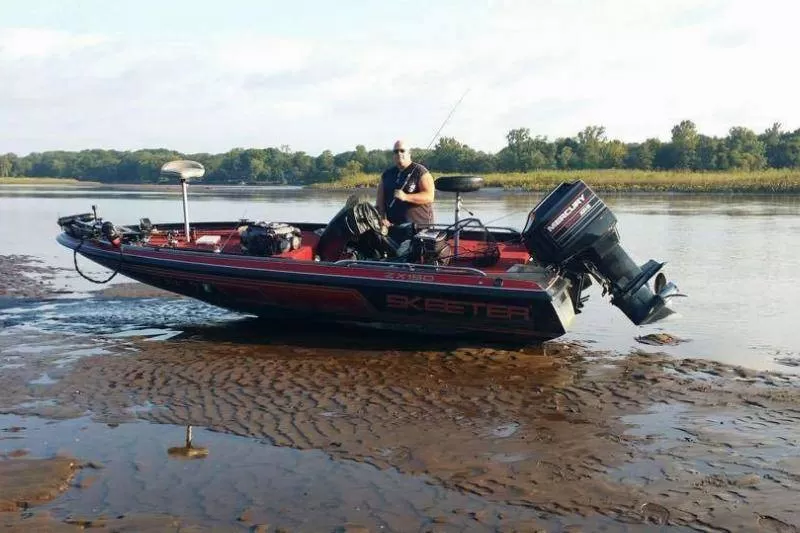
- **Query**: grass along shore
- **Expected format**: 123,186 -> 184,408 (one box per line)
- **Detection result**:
3,169 -> 800,192
312,169 -> 800,193
0,177 -> 101,186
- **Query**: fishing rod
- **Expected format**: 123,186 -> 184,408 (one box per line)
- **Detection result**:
483,210 -> 525,226
422,88 -> 471,156
388,88 -> 471,209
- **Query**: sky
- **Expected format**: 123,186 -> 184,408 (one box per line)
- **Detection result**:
1,0 -> 799,156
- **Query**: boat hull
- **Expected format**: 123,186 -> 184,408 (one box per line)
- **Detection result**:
58,233 -> 575,343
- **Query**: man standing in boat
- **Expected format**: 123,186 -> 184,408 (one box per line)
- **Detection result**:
376,140 -> 435,226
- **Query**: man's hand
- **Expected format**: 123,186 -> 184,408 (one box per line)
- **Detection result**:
393,189 -> 408,202
381,218 -> 392,228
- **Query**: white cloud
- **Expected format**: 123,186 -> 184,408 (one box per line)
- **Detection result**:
1,0 -> 799,155
0,27 -> 107,60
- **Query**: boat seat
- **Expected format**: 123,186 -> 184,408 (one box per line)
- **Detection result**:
435,175 -> 483,193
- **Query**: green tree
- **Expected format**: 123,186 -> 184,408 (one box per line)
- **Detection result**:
557,146 -> 574,169
778,132 -> 800,167
624,138 -> 660,170
601,140 -> 627,168
670,120 -> 699,169
695,135 -> 722,170
726,127 -> 766,170
762,122 -> 782,167
0,153 -> 15,177
430,136 -> 467,172
341,160 -> 363,178
354,145 -> 368,166
500,128 -> 534,171
576,126 -> 605,168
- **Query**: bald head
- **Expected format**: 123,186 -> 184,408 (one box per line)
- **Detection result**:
392,139 -> 412,169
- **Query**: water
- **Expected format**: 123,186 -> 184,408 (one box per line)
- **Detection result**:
1,185 -> 799,373
5,413 -> 691,532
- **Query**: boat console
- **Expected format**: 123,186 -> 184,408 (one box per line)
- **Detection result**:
312,177 -> 502,269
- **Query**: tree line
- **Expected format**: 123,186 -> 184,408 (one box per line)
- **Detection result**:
1,120 -> 799,184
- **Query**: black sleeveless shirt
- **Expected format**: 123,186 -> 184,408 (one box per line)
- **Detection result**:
381,162 -> 434,225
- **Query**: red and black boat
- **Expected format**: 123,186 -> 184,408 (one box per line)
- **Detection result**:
56,160 -> 683,343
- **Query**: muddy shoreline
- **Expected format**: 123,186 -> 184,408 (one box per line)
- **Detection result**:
1,255 -> 798,532
0,254 -> 180,302
0,255 -> 73,300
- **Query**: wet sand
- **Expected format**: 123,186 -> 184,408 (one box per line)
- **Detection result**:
0,255 -> 798,531
0,455 -> 78,512
0,255 -> 72,300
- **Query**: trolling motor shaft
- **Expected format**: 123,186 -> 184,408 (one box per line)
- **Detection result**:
160,160 -> 206,243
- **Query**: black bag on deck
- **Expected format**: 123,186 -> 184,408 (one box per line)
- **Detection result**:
240,222 -> 302,256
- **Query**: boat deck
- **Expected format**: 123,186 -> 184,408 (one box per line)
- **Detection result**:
131,225 -> 535,275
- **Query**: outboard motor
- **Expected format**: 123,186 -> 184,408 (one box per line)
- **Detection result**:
316,195 -> 396,261
522,180 -> 683,325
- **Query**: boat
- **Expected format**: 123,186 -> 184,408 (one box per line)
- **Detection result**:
56,160 -> 684,343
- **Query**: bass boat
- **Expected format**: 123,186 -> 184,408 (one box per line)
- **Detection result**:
56,160 -> 683,342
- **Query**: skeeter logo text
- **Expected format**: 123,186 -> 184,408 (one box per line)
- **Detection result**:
386,295 -> 530,321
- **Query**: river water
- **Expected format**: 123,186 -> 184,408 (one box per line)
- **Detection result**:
1,184 -> 798,372
2,184 -> 800,531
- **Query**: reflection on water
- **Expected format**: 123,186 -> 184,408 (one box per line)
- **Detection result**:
0,295 -> 549,355
167,425 -> 209,459
0,186 -> 798,371
0,414 -> 639,532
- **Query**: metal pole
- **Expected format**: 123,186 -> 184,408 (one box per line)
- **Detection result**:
453,192 -> 461,258
181,178 -> 191,243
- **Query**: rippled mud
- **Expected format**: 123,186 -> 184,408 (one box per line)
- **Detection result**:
0,255 -> 71,300
0,259 -> 798,531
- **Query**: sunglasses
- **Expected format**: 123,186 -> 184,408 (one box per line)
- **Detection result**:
393,148 -> 406,154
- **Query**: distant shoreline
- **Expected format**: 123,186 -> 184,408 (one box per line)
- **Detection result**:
3,169 -> 800,193
313,169 -> 800,193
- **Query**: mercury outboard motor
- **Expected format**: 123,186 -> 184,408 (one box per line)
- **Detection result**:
316,196 -> 397,261
522,180 -> 683,325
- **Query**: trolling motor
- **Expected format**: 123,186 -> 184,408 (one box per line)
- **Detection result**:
522,180 -> 684,325
160,160 -> 206,243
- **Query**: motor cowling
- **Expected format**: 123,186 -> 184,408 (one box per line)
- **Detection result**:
240,222 -> 302,256
522,180 -> 682,325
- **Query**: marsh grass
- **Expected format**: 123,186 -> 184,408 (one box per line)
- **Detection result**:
0,177 -> 100,186
312,169 -> 800,193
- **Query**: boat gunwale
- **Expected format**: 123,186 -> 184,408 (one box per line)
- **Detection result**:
57,232 -> 555,296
